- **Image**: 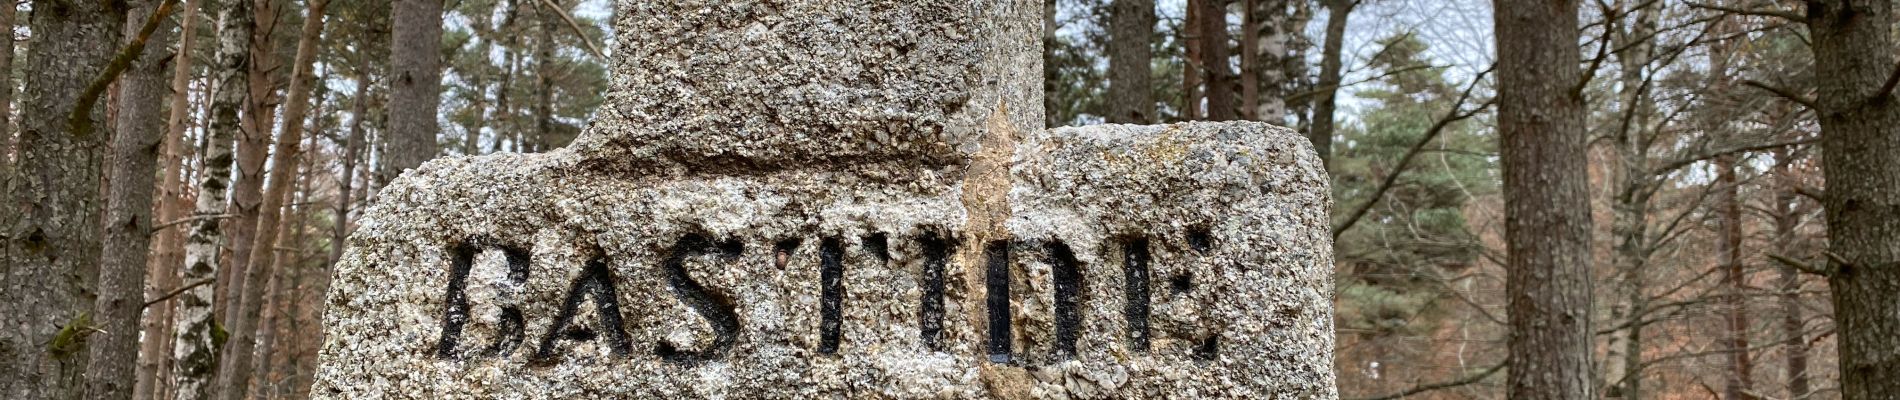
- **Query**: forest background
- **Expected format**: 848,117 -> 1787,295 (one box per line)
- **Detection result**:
2,0 -> 1892,399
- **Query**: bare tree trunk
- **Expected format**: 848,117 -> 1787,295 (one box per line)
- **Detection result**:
1309,0 -> 1351,170
0,2 -> 123,399
1807,1 -> 1900,398
0,0 -> 14,156
137,1 -> 199,395
91,2 -> 181,398
265,127 -> 316,399
1603,1 -> 1656,395
1107,0 -> 1155,124
1717,154 -> 1754,399
1771,148 -> 1810,399
331,71 -> 368,268
1182,0 -> 1202,120
1242,0 -> 1290,123
1197,0 -> 1235,121
173,1 -> 256,397
1240,0 -> 1257,120
248,161 -> 298,399
533,1 -> 557,152
218,0 -> 281,340
382,0 -> 445,185
1494,0 -> 1594,398
221,2 -> 328,398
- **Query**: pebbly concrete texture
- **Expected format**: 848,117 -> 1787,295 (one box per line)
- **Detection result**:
311,1 -> 1335,399
568,0 -> 1042,172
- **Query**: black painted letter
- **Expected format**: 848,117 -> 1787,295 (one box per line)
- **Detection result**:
818,237 -> 845,354
530,256 -> 632,365
656,234 -> 744,364
984,240 -> 1012,363
436,241 -> 530,359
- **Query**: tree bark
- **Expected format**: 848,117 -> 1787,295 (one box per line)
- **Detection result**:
1807,1 -> 1900,398
173,0 -> 255,397
1309,0 -> 1351,170
218,0 -> 281,340
1494,0 -> 1594,398
1182,0 -> 1202,120
1242,0 -> 1291,122
1603,1 -> 1656,397
331,71 -> 369,269
381,0 -> 444,185
1717,154 -> 1754,399
220,1 -> 328,398
1197,0 -> 1236,121
90,1 -> 180,398
0,2 -> 123,399
1771,147 -> 1810,399
136,1 -> 199,397
1107,0 -> 1155,124
534,1 -> 557,152
0,0 -> 14,158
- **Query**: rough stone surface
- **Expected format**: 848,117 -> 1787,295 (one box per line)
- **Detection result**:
312,122 -> 1334,399
312,1 -> 1334,398
571,0 -> 1042,171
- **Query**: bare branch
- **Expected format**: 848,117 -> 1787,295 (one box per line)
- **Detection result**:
1651,136 -> 1818,175
1876,60 -> 1900,102
150,214 -> 235,234
537,0 -> 607,59
1768,253 -> 1835,276
1685,2 -> 1804,22
1332,65 -> 1495,240
141,279 -> 213,310
70,0 -> 183,139
1741,79 -> 1818,110
1347,362 -> 1507,400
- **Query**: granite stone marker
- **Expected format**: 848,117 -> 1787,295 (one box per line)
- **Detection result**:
311,1 -> 1336,398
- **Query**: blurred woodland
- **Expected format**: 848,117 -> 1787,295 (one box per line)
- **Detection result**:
3,0 -> 1898,399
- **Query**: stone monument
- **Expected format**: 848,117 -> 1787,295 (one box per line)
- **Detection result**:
312,0 -> 1336,398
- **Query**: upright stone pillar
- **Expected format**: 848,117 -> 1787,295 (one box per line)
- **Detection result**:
312,1 -> 1336,398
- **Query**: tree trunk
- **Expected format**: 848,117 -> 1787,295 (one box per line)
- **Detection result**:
1494,0 -> 1594,398
90,2 -> 180,398
1603,1 -> 1656,396
1243,0 -> 1290,123
1240,0 -> 1257,121
1197,0 -> 1235,121
220,1 -> 328,398
534,2 -> 557,152
0,0 -> 14,158
1182,0 -> 1202,120
1771,147 -> 1810,399
1807,1 -> 1900,398
219,0 -> 281,340
1717,154 -> 1754,399
331,71 -> 369,269
382,0 -> 445,185
173,0 -> 256,397
1107,0 -> 1155,124
0,2 -> 122,398
136,0 -> 198,395
1309,0 -> 1351,170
